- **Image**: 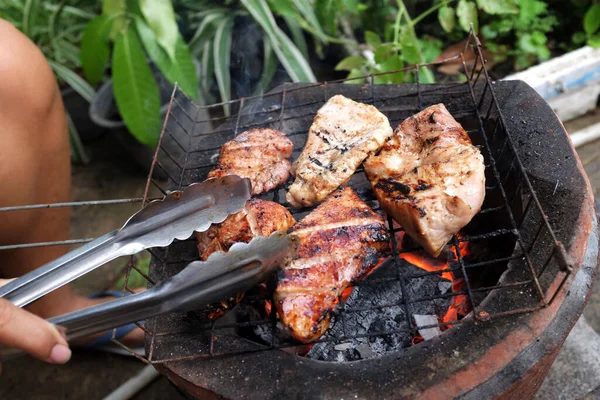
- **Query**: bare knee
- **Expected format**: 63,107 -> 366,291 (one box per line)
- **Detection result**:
0,20 -> 70,242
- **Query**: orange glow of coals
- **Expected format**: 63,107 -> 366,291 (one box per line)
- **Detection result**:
396,231 -> 472,326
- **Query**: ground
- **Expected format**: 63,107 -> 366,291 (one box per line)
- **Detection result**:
0,112 -> 599,399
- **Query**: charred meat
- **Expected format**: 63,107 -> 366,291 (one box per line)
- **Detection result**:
275,186 -> 390,343
209,128 -> 293,195
364,103 -> 485,257
286,95 -> 393,208
195,198 -> 295,319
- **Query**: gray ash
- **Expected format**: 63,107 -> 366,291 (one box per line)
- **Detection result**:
307,260 -> 452,361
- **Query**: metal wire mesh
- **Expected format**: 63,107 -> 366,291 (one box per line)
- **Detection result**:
0,29 -> 572,364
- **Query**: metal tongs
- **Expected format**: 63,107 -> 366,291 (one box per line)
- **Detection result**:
0,175 -> 299,358
0,175 -> 252,307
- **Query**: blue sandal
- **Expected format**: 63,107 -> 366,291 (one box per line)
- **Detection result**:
83,291 -> 145,356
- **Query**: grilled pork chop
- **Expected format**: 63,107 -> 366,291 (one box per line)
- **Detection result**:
195,198 -> 295,319
286,95 -> 393,208
364,103 -> 485,257
208,128 -> 293,195
275,186 -> 390,343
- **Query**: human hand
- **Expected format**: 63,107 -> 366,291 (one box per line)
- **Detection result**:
0,279 -> 71,365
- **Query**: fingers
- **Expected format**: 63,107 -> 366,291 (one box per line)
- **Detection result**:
0,279 -> 16,287
0,298 -> 71,364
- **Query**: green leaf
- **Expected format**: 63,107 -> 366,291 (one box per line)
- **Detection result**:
213,17 -> 234,115
400,28 -> 420,64
188,11 -> 225,54
291,0 -> 328,42
588,34 -> 600,48
81,15 -> 112,85
377,56 -> 404,84
419,37 -> 443,63
135,18 -> 199,100
49,60 -> 96,103
401,46 -> 420,64
242,0 -> 316,82
201,41 -> 214,93
418,67 -> 435,84
345,68 -> 366,84
517,0 -> 546,25
343,0 -> 360,13
335,55 -> 366,71
139,0 -> 179,59
66,112 -> 90,164
268,0 -> 296,16
112,28 -> 161,147
49,0 -> 66,43
572,31 -> 587,45
365,31 -> 381,49
517,31 -> 550,59
476,0 -> 518,15
254,38 -> 278,95
55,40 -> 81,66
283,15 -> 308,58
170,38 -> 200,100
438,6 -> 455,33
22,0 -> 39,39
457,0 -> 478,33
102,0 -> 126,39
584,4 -> 600,35
315,0 -> 338,35
374,43 -> 394,64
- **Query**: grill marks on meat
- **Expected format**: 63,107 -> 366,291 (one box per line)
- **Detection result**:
286,95 -> 393,208
195,198 -> 295,320
208,128 -> 293,195
364,103 -> 485,257
275,187 -> 390,343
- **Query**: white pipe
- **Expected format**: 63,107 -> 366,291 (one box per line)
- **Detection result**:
103,365 -> 161,400
571,122 -> 600,148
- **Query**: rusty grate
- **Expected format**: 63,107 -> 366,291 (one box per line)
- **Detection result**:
0,29 -> 572,364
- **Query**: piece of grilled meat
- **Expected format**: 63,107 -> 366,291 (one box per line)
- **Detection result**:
286,95 -> 393,208
364,103 -> 485,257
208,128 -> 293,195
275,186 -> 390,343
195,198 -> 295,320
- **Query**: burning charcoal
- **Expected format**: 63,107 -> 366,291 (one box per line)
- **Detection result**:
307,261 -> 451,361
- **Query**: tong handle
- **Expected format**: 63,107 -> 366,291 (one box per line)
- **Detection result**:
0,232 -> 127,308
49,289 -> 162,342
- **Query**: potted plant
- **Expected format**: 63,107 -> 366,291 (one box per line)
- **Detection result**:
77,0 -> 200,173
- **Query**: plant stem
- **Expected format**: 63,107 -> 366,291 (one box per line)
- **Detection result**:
340,18 -> 361,56
412,0 -> 455,26
297,18 -> 357,46
397,0 -> 425,64
393,5 -> 405,46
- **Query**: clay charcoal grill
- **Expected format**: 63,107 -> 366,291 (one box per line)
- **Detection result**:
118,30 -> 598,399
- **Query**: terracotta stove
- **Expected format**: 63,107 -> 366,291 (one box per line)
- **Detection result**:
128,34 -> 599,399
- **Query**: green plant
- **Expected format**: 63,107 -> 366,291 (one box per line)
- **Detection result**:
80,0 -> 199,147
333,0 -> 563,82
477,0 -> 557,70
434,0 -> 558,70
1,0 -> 98,163
334,1 -> 450,84
572,3 -> 600,48
177,0 -> 329,114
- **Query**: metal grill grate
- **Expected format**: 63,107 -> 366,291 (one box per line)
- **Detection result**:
0,29 -> 572,364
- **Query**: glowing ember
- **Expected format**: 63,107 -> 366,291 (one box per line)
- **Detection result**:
396,231 -> 472,327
